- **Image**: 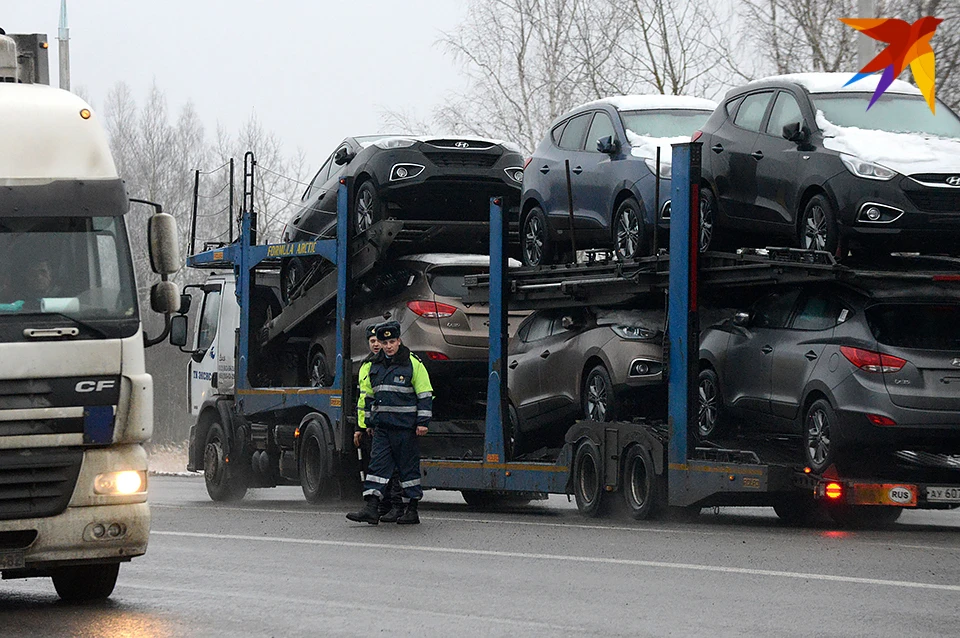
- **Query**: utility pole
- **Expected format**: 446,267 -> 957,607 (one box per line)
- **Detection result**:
858,0 -> 876,68
58,0 -> 69,91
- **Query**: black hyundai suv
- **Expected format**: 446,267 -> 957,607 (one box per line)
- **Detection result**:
695,73 -> 960,257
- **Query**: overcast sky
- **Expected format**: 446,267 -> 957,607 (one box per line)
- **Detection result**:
3,1 -> 468,168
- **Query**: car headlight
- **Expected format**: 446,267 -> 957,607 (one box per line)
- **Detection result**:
95,470 -> 146,495
505,167 -> 524,183
374,137 -> 418,150
644,157 -> 671,179
840,154 -> 897,181
611,325 -> 659,340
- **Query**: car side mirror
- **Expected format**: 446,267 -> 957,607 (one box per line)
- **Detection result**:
169,314 -> 188,347
561,315 -> 580,330
334,147 -> 355,165
782,122 -> 809,144
596,135 -> 620,155
733,311 -> 751,327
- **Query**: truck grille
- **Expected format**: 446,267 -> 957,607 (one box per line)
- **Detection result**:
422,151 -> 500,169
904,189 -> 960,213
0,448 -> 83,521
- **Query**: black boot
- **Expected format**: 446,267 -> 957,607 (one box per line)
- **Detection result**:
346,496 -> 380,525
377,500 -> 392,517
379,501 -> 405,523
396,499 -> 420,525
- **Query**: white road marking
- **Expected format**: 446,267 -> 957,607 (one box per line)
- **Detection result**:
153,530 -> 960,593
119,582 -> 582,632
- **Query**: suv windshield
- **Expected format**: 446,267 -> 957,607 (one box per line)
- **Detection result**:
0,216 -> 138,334
812,93 -> 960,138
866,302 -> 960,349
620,109 -> 713,138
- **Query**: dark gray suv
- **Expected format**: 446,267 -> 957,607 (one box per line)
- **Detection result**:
698,280 -> 960,472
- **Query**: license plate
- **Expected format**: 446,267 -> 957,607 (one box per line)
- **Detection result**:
926,485 -> 960,503
0,550 -> 25,570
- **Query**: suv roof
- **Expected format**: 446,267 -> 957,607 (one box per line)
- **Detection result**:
730,72 -> 922,100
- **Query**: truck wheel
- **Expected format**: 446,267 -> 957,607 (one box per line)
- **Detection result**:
828,505 -> 903,529
52,562 -> 120,602
204,422 -> 248,502
299,420 -> 334,503
521,207 -> 552,267
582,365 -> 618,422
697,368 -> 723,440
804,399 -> 839,473
622,444 -> 660,520
573,440 -> 606,517
773,493 -> 820,526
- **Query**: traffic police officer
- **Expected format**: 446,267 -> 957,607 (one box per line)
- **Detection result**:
355,324 -> 403,521
347,320 -> 432,525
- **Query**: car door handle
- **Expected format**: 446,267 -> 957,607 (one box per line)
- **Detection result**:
761,345 -> 773,354
711,144 -> 724,154
382,312 -> 391,319
571,166 -> 583,175
509,360 -> 518,369
751,151 -> 764,160
540,165 -> 550,174
540,350 -> 551,359
805,350 -> 818,361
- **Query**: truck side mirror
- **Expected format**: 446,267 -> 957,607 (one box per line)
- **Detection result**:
150,281 -> 181,314
148,213 -> 181,275
596,135 -> 620,155
179,292 -> 192,315
169,314 -> 188,347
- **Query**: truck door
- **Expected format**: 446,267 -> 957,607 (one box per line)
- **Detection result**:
189,283 -> 223,413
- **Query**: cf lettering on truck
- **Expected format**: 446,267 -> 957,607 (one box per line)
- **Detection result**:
0,31 -> 180,601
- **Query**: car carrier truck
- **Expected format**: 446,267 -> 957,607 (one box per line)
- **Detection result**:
0,31 -> 180,601
176,142 -> 960,528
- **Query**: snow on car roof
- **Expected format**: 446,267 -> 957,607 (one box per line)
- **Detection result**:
359,134 -> 522,154
750,72 -> 921,96
399,253 -> 523,268
578,95 -> 717,112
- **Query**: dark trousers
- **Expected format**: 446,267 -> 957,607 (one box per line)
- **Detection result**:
363,426 -> 423,502
361,430 -> 402,506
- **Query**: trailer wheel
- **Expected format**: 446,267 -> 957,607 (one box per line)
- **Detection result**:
827,505 -> 902,529
573,440 -> 606,517
773,493 -> 820,526
804,399 -> 838,473
204,422 -> 248,502
622,445 -> 659,520
51,563 -> 120,602
299,421 -> 334,503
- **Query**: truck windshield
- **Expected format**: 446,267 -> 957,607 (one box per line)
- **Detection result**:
812,93 -> 960,138
0,216 -> 139,337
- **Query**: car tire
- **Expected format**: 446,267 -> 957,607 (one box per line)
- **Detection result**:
799,194 -> 840,256
697,368 -> 724,440
354,180 -> 382,234
699,187 -> 718,253
573,440 -> 606,517
582,365 -> 618,422
203,421 -> 248,502
308,349 -> 331,388
804,398 -> 840,473
521,207 -> 552,267
52,563 -> 120,602
280,257 -> 306,305
613,198 -> 647,260
621,444 -> 661,520
506,402 -> 524,459
299,420 -> 334,503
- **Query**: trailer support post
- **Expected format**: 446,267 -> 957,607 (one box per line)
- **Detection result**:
485,196 -> 508,465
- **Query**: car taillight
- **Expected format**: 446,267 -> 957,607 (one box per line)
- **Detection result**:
425,351 -> 450,361
407,300 -> 457,318
840,346 -> 906,373
691,130 -> 703,142
522,156 -> 532,170
867,414 -> 897,426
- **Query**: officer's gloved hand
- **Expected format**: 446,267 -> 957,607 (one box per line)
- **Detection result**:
353,431 -> 363,448
416,426 -> 428,437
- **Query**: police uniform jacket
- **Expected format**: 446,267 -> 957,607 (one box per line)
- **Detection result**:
361,345 -> 433,430
356,358 -> 373,431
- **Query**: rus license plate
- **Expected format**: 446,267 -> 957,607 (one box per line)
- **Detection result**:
0,550 -> 25,570
926,486 -> 960,503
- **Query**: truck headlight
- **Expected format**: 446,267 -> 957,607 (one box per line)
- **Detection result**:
95,470 -> 146,495
840,155 -> 897,181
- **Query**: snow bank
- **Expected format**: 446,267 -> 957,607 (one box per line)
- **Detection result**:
751,72 -> 920,96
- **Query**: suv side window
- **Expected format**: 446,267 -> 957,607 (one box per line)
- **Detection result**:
585,112 -> 615,152
752,288 -> 801,329
724,96 -> 744,117
765,91 -> 804,137
302,157 -> 332,201
523,313 -> 553,342
792,291 -> 843,331
551,121 -> 567,145
734,92 -> 774,132
558,113 -> 592,151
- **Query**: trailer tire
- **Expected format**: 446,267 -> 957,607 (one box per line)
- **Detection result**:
203,421 -> 248,502
573,440 -> 606,517
52,562 -> 120,602
622,444 -> 659,520
773,493 -> 820,526
299,420 -> 334,503
828,504 -> 902,529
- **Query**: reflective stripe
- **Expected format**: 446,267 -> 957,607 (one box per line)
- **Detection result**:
400,478 -> 421,488
373,405 -> 417,413
365,474 -> 390,485
363,411 -> 371,418
401,497 -> 411,504
363,489 -> 383,499
417,410 -> 432,417
416,391 -> 432,399
373,384 -> 416,394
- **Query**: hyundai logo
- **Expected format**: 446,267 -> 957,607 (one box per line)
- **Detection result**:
947,176 -> 960,186
952,358 -> 960,368
454,141 -> 470,148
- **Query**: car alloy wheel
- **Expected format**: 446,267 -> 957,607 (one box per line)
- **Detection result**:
308,350 -> 330,387
615,202 -> 642,259
802,204 -> 828,251
585,372 -> 608,421
524,214 -> 545,266
806,405 -> 831,468
356,188 -> 375,233
699,191 -> 714,253
698,373 -> 720,438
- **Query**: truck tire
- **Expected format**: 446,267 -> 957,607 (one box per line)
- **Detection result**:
773,493 -> 820,526
52,562 -> 120,602
573,440 -> 606,517
299,420 -> 334,503
827,504 -> 903,529
622,444 -> 660,520
203,421 -> 248,502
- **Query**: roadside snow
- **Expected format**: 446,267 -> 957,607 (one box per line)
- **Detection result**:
625,131 -> 690,162
816,111 -> 960,175
579,94 -> 717,112
752,72 -> 920,96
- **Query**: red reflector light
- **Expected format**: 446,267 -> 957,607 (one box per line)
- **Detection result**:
407,300 -> 457,318
522,156 -> 532,170
933,275 -> 960,282
867,414 -> 897,426
840,346 -> 906,373
691,130 -> 703,142
425,351 -> 450,361
825,482 -> 843,499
